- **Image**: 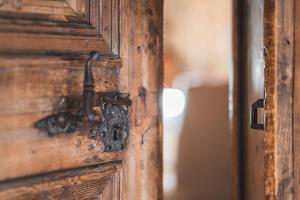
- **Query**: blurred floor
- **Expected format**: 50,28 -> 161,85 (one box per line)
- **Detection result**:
165,84 -> 230,200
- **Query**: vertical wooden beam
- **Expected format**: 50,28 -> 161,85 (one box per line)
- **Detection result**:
119,0 -> 163,199
293,1 -> 300,199
264,0 -> 294,199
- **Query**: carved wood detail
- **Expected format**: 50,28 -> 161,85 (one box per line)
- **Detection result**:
0,164 -> 122,199
0,0 -> 85,16
0,0 -> 120,56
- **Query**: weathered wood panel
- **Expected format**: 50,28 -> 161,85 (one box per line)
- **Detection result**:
0,163 -> 121,200
119,0 -> 163,199
0,133 -> 123,181
0,0 -> 120,55
264,0 -> 294,199
0,0 -> 164,199
0,58 -> 120,131
294,1 -> 300,199
0,56 -> 122,180
0,58 -> 120,98
0,32 -> 109,53
0,0 -> 86,17
0,0 -> 124,184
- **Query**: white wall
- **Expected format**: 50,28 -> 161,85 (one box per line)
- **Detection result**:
165,0 -> 232,83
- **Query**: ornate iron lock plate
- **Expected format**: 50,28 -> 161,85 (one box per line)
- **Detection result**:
34,52 -> 131,152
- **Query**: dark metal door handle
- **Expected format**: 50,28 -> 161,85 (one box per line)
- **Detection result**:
250,99 -> 265,130
34,52 -> 131,151
82,52 -> 100,124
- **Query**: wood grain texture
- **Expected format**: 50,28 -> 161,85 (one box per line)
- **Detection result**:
0,56 -> 122,180
0,58 -> 120,99
118,0 -> 163,199
0,132 -> 123,181
0,0 -> 124,183
264,0 -> 294,199
0,0 -> 86,17
0,163 -> 122,200
0,0 -> 163,199
294,1 -> 300,199
0,0 -> 119,55
0,32 -> 110,53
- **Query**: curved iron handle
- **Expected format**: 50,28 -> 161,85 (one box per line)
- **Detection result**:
34,52 -> 132,151
82,52 -> 100,124
250,98 -> 265,130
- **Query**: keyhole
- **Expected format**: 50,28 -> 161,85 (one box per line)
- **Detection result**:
113,127 -> 121,141
113,130 -> 118,141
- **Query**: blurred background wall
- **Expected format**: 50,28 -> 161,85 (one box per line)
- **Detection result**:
163,0 -> 232,199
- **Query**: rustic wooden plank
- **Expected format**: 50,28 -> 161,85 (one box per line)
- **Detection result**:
102,0 -> 112,53
0,0 -> 120,55
111,0 -> 120,55
0,55 -> 122,180
0,58 -> 120,99
0,0 -> 89,25
89,0 -> 101,32
0,32 -> 110,53
119,0 -> 163,199
0,97 -> 76,115
0,57 -> 119,131
0,0 -> 86,17
294,1 -> 300,199
0,18 -> 99,36
0,132 -> 123,181
0,88 -> 133,131
101,169 -> 121,200
264,0 -> 294,199
0,163 -> 121,200
0,112 -> 53,130
0,56 -> 122,181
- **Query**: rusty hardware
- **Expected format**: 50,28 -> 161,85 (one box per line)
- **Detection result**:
250,98 -> 265,130
34,52 -> 131,151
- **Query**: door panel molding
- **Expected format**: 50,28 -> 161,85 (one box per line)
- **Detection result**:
0,0 -> 120,56
0,163 -> 122,199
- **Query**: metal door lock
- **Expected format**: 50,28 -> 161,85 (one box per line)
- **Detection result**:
34,52 -> 131,151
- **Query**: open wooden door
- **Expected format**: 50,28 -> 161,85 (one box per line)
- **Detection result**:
232,0 -> 295,199
239,1 -> 265,199
0,0 -> 163,199
232,1 -> 265,199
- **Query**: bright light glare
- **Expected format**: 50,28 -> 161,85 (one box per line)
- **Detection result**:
163,88 -> 186,118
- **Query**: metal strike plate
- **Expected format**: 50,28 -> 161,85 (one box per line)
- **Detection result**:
250,98 -> 265,130
34,52 -> 131,152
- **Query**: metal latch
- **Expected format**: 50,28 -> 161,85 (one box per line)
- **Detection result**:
34,52 -> 131,151
250,98 -> 265,130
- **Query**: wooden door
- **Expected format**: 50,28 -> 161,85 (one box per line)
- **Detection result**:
232,0 -> 295,199
232,0 -> 265,199
241,0 -> 265,199
0,0 -> 163,199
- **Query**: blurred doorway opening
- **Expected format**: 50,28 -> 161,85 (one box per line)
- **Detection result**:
163,0 -> 232,199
